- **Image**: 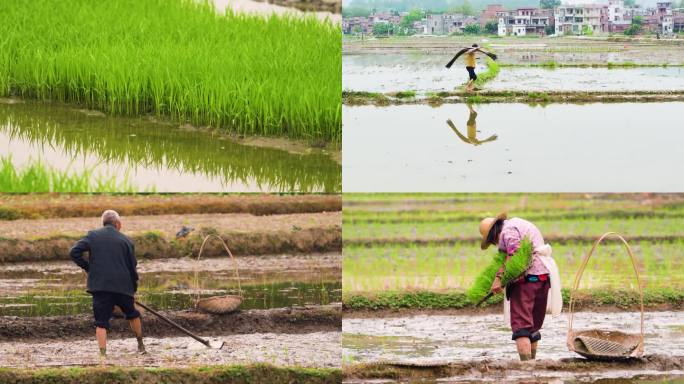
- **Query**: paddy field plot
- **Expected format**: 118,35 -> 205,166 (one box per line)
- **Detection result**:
0,194 -> 342,371
343,193 -> 684,295
0,0 -> 341,142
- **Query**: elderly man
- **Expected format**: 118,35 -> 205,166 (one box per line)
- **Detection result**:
70,210 -> 146,356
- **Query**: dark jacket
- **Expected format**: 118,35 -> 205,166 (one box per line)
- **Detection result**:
69,224 -> 138,297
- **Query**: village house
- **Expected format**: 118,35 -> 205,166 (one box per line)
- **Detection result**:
480,4 -> 504,28
426,13 -> 478,35
497,8 -> 553,36
554,4 -> 608,35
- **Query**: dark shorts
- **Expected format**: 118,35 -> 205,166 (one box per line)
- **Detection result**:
466,66 -> 477,81
508,276 -> 550,341
92,291 -> 140,329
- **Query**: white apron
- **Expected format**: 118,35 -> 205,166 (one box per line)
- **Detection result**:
503,243 -> 562,327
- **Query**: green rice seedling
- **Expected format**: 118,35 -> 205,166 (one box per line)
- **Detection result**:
474,58 -> 500,87
0,156 -> 138,193
0,0 -> 341,142
466,240 -> 533,303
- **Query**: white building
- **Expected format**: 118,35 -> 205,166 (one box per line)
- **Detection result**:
608,0 -> 624,22
555,4 -> 607,35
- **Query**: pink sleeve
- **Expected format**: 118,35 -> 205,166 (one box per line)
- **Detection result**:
500,229 -> 521,256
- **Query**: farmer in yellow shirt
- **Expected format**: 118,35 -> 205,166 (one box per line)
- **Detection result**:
464,44 -> 481,92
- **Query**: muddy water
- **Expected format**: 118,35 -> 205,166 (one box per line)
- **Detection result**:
0,254 -> 341,316
343,102 -> 684,192
342,311 -> 684,363
489,67 -> 684,92
0,100 -> 340,192
0,331 -> 340,368
343,54 -> 684,93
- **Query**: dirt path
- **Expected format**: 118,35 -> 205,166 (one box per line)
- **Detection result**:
0,304 -> 341,341
0,211 -> 340,239
0,331 -> 340,368
1,253 -> 341,276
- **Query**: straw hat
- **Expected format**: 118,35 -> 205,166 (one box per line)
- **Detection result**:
479,212 -> 507,250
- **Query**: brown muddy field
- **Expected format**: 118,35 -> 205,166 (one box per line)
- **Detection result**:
0,304 -> 341,341
0,211 -> 340,239
0,331 -> 340,369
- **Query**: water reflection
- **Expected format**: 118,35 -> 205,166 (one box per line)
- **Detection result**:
0,101 -> 341,192
447,104 -> 497,146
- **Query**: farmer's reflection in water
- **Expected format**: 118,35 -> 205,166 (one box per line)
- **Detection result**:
446,104 -> 497,146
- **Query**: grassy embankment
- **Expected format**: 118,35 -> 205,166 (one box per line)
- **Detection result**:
0,0 -> 341,142
0,365 -> 341,384
343,193 -> 684,311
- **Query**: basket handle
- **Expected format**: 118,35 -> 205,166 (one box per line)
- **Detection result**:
566,232 -> 644,355
193,234 -> 243,307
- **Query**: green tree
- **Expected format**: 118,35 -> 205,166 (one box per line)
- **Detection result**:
373,22 -> 394,36
624,0 -> 636,6
463,23 -> 481,34
540,0 -> 561,9
624,15 -> 642,35
484,20 -> 498,34
545,25 -> 555,36
453,0 -> 475,16
352,25 -> 364,35
399,8 -> 423,35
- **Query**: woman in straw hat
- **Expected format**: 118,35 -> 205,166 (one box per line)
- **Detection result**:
479,213 -> 562,361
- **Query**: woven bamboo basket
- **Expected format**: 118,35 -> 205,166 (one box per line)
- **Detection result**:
194,234 -> 243,315
567,232 -> 644,361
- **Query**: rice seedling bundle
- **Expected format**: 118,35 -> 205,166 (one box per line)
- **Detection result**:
466,239 -> 533,303
0,0 -> 341,141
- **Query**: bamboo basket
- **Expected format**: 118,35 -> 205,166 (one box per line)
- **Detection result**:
193,234 -> 243,314
567,232 -> 644,361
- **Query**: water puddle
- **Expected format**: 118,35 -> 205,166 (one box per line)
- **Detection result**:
0,101 -> 340,192
343,102 -> 684,192
343,54 -> 684,93
343,311 -> 684,363
0,255 -> 341,316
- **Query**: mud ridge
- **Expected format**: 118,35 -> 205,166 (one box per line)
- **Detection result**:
0,304 -> 341,341
343,90 -> 684,106
0,226 -> 341,262
344,234 -> 684,248
343,355 -> 684,380
0,194 -> 341,221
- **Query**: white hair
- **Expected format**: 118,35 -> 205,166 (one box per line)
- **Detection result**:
101,210 -> 121,226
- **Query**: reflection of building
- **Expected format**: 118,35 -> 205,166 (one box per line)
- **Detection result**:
426,13 -> 478,35
555,4 -> 608,35
497,8 -> 553,36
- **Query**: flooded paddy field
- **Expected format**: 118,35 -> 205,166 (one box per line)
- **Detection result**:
343,102 -> 684,192
343,312 -> 684,382
0,100 -> 340,192
343,36 -> 684,66
342,193 -> 684,382
343,54 -> 684,93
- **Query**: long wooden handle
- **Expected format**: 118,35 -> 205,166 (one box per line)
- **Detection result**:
135,300 -> 211,348
567,232 -> 644,355
475,292 -> 493,307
